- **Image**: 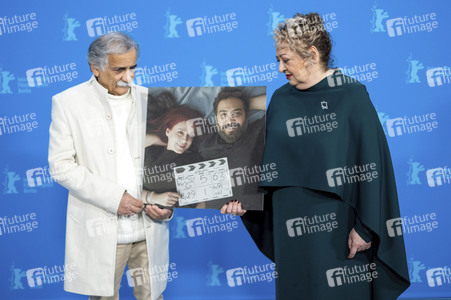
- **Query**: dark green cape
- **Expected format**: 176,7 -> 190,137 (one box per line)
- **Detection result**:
242,71 -> 410,299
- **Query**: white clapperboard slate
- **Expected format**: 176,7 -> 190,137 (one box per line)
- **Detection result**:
174,157 -> 233,206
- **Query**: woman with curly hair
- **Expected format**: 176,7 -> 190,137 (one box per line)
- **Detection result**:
222,13 -> 410,299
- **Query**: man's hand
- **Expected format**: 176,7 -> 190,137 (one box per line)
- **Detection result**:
145,205 -> 173,220
348,228 -> 372,259
117,192 -> 144,216
220,200 -> 247,216
151,192 -> 180,207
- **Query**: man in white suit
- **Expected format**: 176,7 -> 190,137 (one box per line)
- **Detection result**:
48,32 -> 172,300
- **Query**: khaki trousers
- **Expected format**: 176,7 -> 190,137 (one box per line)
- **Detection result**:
90,240 -> 162,300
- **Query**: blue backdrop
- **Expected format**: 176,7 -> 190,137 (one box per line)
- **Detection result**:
1,0 -> 450,299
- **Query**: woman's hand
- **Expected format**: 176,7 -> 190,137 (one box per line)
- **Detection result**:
151,192 -> 180,207
220,200 -> 247,216
348,228 -> 372,259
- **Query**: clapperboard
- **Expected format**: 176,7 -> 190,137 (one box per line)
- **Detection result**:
174,157 -> 233,206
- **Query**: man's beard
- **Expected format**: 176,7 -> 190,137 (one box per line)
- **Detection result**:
217,120 -> 248,143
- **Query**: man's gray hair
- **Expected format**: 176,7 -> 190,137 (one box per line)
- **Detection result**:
88,32 -> 139,71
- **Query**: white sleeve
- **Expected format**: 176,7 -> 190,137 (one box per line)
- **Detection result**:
48,94 -> 124,214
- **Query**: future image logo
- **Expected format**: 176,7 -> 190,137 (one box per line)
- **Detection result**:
326,71 -> 358,87
326,263 -> 378,287
338,63 -> 379,83
186,13 -> 238,38
126,268 -> 147,287
386,218 -> 403,237
143,161 -> 177,188
426,267 -> 451,287
26,63 -> 78,88
0,213 -> 38,236
229,163 -> 278,188
26,167 -> 53,187
226,263 -> 277,287
226,268 -> 244,287
86,217 -> 115,237
26,68 -> 45,87
286,113 -> 338,137
326,163 -> 378,187
426,67 -> 451,87
86,13 -> 138,37
226,268 -> 245,287
186,218 -> 203,237
133,63 -> 178,86
86,18 -> 103,36
2,164 -> 57,196
226,63 -> 278,86
226,68 -> 245,86
186,18 -> 203,37
386,13 -> 438,38
0,13 -> 38,36
186,214 -> 239,237
26,268 -> 45,287
126,263 -> 178,287
229,168 -> 245,187
386,213 -> 438,238
133,68 -> 146,85
286,212 -> 338,237
185,116 -> 217,138
0,112 -> 38,136
24,165 -> 56,192
405,58 -> 451,87
386,113 -> 438,138
26,264 -> 78,288
426,167 -> 451,187
377,111 -> 390,134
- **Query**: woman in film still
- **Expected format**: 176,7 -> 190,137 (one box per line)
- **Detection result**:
143,92 -> 204,209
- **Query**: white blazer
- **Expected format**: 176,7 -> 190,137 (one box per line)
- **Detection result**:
48,75 -> 168,299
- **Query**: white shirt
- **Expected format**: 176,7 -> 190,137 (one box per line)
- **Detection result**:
107,90 -> 145,244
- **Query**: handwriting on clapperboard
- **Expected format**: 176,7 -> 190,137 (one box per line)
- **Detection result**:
174,158 -> 233,205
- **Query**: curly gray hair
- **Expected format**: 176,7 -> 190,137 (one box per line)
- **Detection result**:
274,13 -> 332,69
87,32 -> 139,71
